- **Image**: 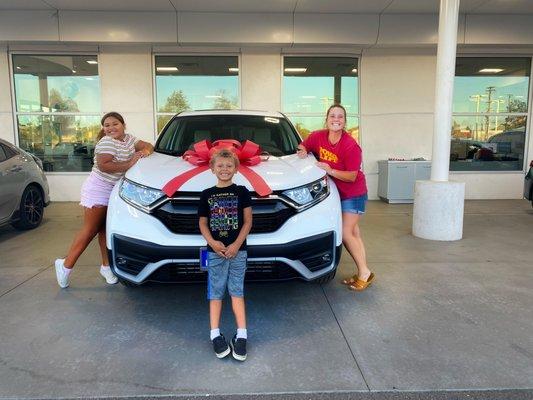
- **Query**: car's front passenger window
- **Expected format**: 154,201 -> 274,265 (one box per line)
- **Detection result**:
0,146 -> 7,163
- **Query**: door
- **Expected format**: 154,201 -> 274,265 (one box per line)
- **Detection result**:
0,144 -> 26,223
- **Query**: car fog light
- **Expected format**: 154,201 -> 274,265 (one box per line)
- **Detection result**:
116,257 -> 128,267
321,253 -> 332,262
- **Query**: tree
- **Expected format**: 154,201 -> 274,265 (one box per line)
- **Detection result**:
160,90 -> 191,113
48,88 -> 79,144
213,89 -> 238,109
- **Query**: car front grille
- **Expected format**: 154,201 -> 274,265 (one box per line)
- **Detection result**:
146,260 -> 300,283
152,196 -> 296,234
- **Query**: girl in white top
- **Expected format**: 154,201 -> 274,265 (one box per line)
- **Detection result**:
54,112 -> 154,288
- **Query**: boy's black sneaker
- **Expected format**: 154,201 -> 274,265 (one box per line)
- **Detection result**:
230,334 -> 247,361
212,334 -> 230,359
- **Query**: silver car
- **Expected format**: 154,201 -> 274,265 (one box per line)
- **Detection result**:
0,139 -> 50,230
524,160 -> 533,207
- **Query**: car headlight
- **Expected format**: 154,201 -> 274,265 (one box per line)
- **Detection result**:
281,176 -> 329,210
119,179 -> 165,212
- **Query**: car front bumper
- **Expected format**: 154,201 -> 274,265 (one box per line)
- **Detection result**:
108,231 -> 342,284
106,182 -> 343,284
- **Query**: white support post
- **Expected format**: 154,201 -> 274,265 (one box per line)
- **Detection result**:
412,0 -> 466,241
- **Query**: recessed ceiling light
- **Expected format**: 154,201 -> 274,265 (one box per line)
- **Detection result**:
157,67 -> 178,72
228,67 -> 239,72
351,68 -> 358,73
16,66 -> 21,70
72,70 -> 77,73
284,67 -> 307,73
479,68 -> 504,73
86,60 -> 98,65
301,95 -> 316,99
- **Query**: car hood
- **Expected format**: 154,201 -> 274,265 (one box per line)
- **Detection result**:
125,152 -> 324,193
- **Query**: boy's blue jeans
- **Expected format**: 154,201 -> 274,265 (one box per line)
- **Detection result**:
207,251 -> 247,300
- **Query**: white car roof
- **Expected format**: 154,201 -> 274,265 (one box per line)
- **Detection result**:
177,109 -> 285,118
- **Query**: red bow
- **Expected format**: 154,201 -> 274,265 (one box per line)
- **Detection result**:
162,139 -> 272,197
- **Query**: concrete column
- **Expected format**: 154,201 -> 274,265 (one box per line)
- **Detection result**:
412,0 -> 465,241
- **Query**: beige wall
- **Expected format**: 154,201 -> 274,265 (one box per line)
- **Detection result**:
0,47 -> 14,144
2,45 -> 531,201
99,45 -> 155,143
241,49 -> 282,111
360,48 -> 436,198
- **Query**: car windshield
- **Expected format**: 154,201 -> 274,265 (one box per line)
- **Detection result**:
155,115 -> 301,157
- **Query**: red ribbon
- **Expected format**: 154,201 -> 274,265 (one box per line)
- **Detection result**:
162,139 -> 272,197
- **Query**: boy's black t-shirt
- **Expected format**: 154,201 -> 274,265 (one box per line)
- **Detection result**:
198,184 -> 252,252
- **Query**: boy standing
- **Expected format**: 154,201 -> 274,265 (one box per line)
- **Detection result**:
198,149 -> 252,361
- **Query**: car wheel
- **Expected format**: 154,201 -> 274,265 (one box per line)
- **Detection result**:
11,185 -> 44,230
313,268 -> 337,284
118,277 -> 138,288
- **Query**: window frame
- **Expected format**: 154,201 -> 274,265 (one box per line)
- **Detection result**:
9,51 -> 102,175
152,53 -> 242,135
280,54 -> 362,142
450,54 -> 533,174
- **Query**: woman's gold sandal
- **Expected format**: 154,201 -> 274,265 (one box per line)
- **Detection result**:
341,274 -> 358,285
348,272 -> 375,291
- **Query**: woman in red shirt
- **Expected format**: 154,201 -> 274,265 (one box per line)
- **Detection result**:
297,104 -> 374,291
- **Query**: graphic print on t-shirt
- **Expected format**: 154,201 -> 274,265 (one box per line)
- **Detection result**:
319,147 -> 339,163
208,193 -> 239,238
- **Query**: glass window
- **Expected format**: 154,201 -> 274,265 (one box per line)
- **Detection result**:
283,56 -> 359,140
451,57 -> 530,171
156,115 -> 300,157
0,145 -> 7,162
12,55 -> 101,172
155,55 -> 239,133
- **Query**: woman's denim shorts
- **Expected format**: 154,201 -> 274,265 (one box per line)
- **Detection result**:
341,193 -> 368,215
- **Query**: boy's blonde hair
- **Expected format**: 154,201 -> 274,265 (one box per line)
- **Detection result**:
209,148 -> 240,169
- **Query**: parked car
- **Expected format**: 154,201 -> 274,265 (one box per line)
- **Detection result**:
106,110 -> 343,286
0,139 -> 50,230
524,160 -> 533,207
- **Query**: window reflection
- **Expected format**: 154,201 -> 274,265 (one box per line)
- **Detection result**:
155,56 -> 239,114
17,115 -> 100,172
450,116 -> 526,171
13,55 -> 100,113
451,58 -> 530,171
12,55 -> 101,172
283,56 -> 359,141
289,116 -> 359,141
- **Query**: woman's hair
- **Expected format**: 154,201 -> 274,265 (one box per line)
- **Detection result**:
97,111 -> 125,141
209,148 -> 240,169
325,104 -> 347,122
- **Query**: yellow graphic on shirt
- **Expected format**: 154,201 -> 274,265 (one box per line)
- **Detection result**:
319,147 -> 338,163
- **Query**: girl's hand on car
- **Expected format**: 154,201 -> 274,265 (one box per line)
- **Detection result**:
140,148 -> 153,157
129,152 -> 143,167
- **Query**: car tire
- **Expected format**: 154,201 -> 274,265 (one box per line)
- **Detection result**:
11,185 -> 44,230
118,277 -> 138,288
313,268 -> 337,284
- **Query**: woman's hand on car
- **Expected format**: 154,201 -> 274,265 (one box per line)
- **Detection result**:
316,162 -> 332,174
296,145 -> 307,159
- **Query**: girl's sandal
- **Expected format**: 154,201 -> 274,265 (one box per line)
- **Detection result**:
341,274 -> 358,285
348,272 -> 375,291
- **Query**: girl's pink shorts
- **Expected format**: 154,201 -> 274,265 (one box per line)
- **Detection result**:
80,173 -> 117,208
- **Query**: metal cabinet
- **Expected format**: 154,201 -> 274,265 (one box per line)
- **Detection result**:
378,160 -> 431,203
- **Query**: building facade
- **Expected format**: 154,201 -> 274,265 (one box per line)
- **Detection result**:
1,1 -> 532,201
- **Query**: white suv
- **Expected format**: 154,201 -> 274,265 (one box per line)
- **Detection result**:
106,110 -> 342,286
